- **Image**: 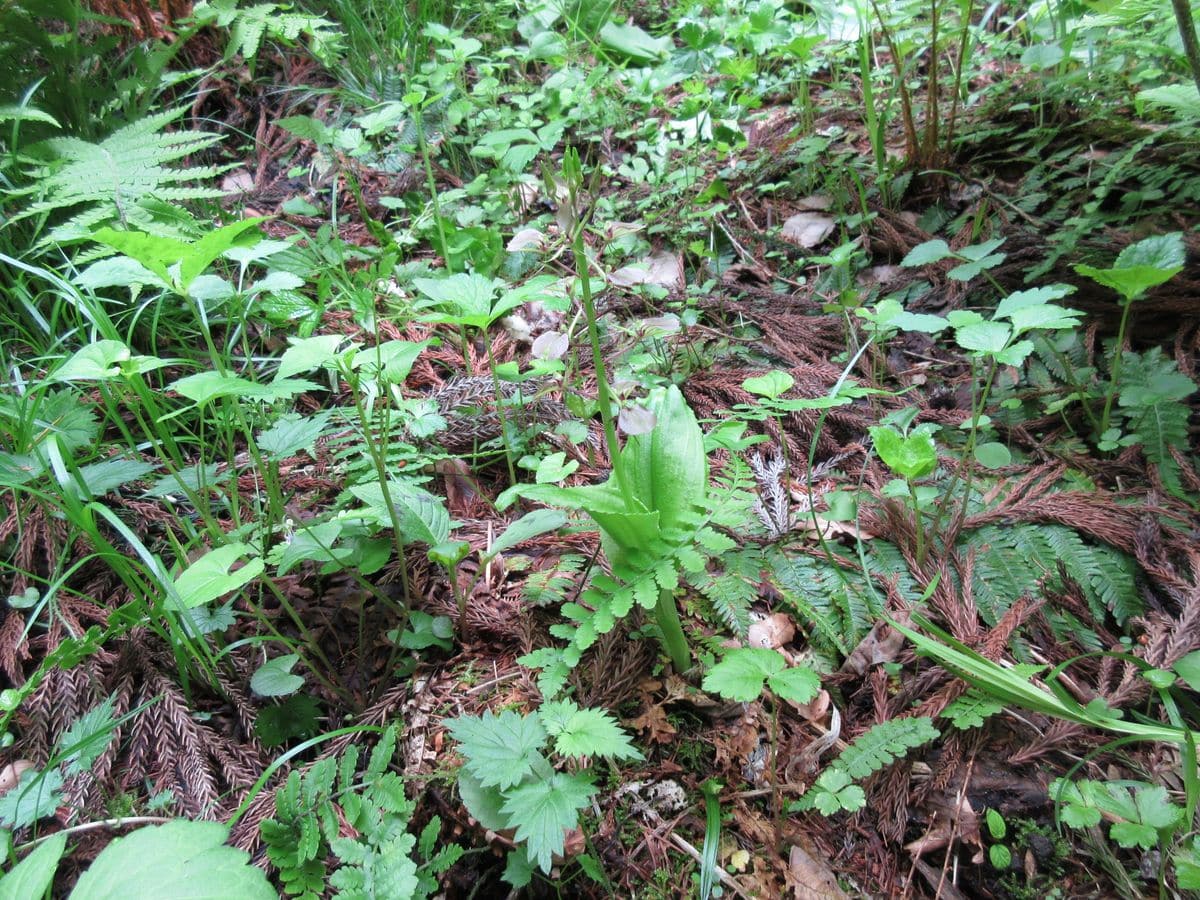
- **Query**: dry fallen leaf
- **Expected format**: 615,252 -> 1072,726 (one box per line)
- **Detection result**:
748,613 -> 796,650
507,227 -> 547,252
840,619 -> 907,676
609,251 -> 684,289
787,838 -> 850,899
780,212 -> 835,249
0,760 -> 34,795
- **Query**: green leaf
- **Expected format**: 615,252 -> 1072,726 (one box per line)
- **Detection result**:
742,371 -> 794,400
503,850 -> 536,888
766,666 -> 821,705
1116,232 -> 1186,273
973,442 -> 1011,469
702,648 -> 787,702
0,769 -> 65,829
171,372 -> 320,405
75,458 -> 157,498
351,339 -> 431,385
447,710 -> 548,790
538,700 -> 642,761
276,334 -> 346,380
901,239 -> 953,266
68,820 -> 275,899
834,717 -> 940,779
501,771 -> 596,873
350,481 -> 451,546
395,610 -> 454,651
487,509 -> 567,558
256,411 -> 333,459
799,768 -> 865,815
250,654 -> 305,698
940,692 -> 1004,729
1074,235 -> 1185,303
985,808 -> 1007,839
988,844 -> 1012,869
868,426 -> 937,480
172,543 -> 264,609
0,833 -> 66,900
53,341 -> 165,382
1174,651 -> 1200,691
456,768 -> 509,831
255,695 -> 320,747
58,697 -> 119,776
535,452 -> 579,484
598,22 -> 672,62
953,321 -> 1011,355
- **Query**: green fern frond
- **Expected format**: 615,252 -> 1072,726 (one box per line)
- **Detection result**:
963,523 -> 1140,627
834,717 -> 940,779
17,107 -> 225,243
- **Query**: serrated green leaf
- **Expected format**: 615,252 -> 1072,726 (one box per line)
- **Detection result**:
256,411 -> 333,459
350,480 -> 451,546
766,666 -> 821,704
901,239 -> 953,266
953,321 -> 1011,355
702,648 -> 787,701
276,334 -> 346,380
447,710 -> 548,790
538,701 -> 642,761
58,696 -> 119,776
834,717 -> 939,779
501,771 -> 596,873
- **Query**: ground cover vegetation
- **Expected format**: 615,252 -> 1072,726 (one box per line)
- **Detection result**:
0,0 -> 1198,895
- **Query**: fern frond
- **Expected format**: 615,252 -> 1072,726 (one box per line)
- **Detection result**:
18,107 -> 225,241
834,717 -> 940,779
963,523 -> 1140,627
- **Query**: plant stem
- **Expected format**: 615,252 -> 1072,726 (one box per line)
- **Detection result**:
483,336 -> 518,486
654,586 -> 691,673
1099,296 -> 1136,438
571,228 -> 634,509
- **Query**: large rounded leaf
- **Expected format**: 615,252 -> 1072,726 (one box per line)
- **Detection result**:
69,820 -> 274,900
619,385 -> 707,534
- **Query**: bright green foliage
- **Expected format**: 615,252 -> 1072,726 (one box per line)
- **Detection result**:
869,424 -> 937,480
940,691 -> 1004,730
13,107 -> 225,244
446,710 -> 549,790
192,0 -> 343,68
448,703 -> 637,881
832,717 -> 941,780
1052,779 -> 1183,850
702,648 -> 820,704
64,821 -> 274,899
510,386 -> 751,690
538,700 -> 642,761
259,727 -> 460,900
1113,348 -> 1197,495
791,768 -> 865,815
963,523 -> 1140,625
0,832 -> 67,900
794,718 -> 939,818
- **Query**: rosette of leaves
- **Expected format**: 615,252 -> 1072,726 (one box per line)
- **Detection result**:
501,385 -> 730,682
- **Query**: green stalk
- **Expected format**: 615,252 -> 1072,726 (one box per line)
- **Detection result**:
571,229 -> 634,508
483,336 -> 518,486
1099,295 -> 1136,438
654,586 -> 691,674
